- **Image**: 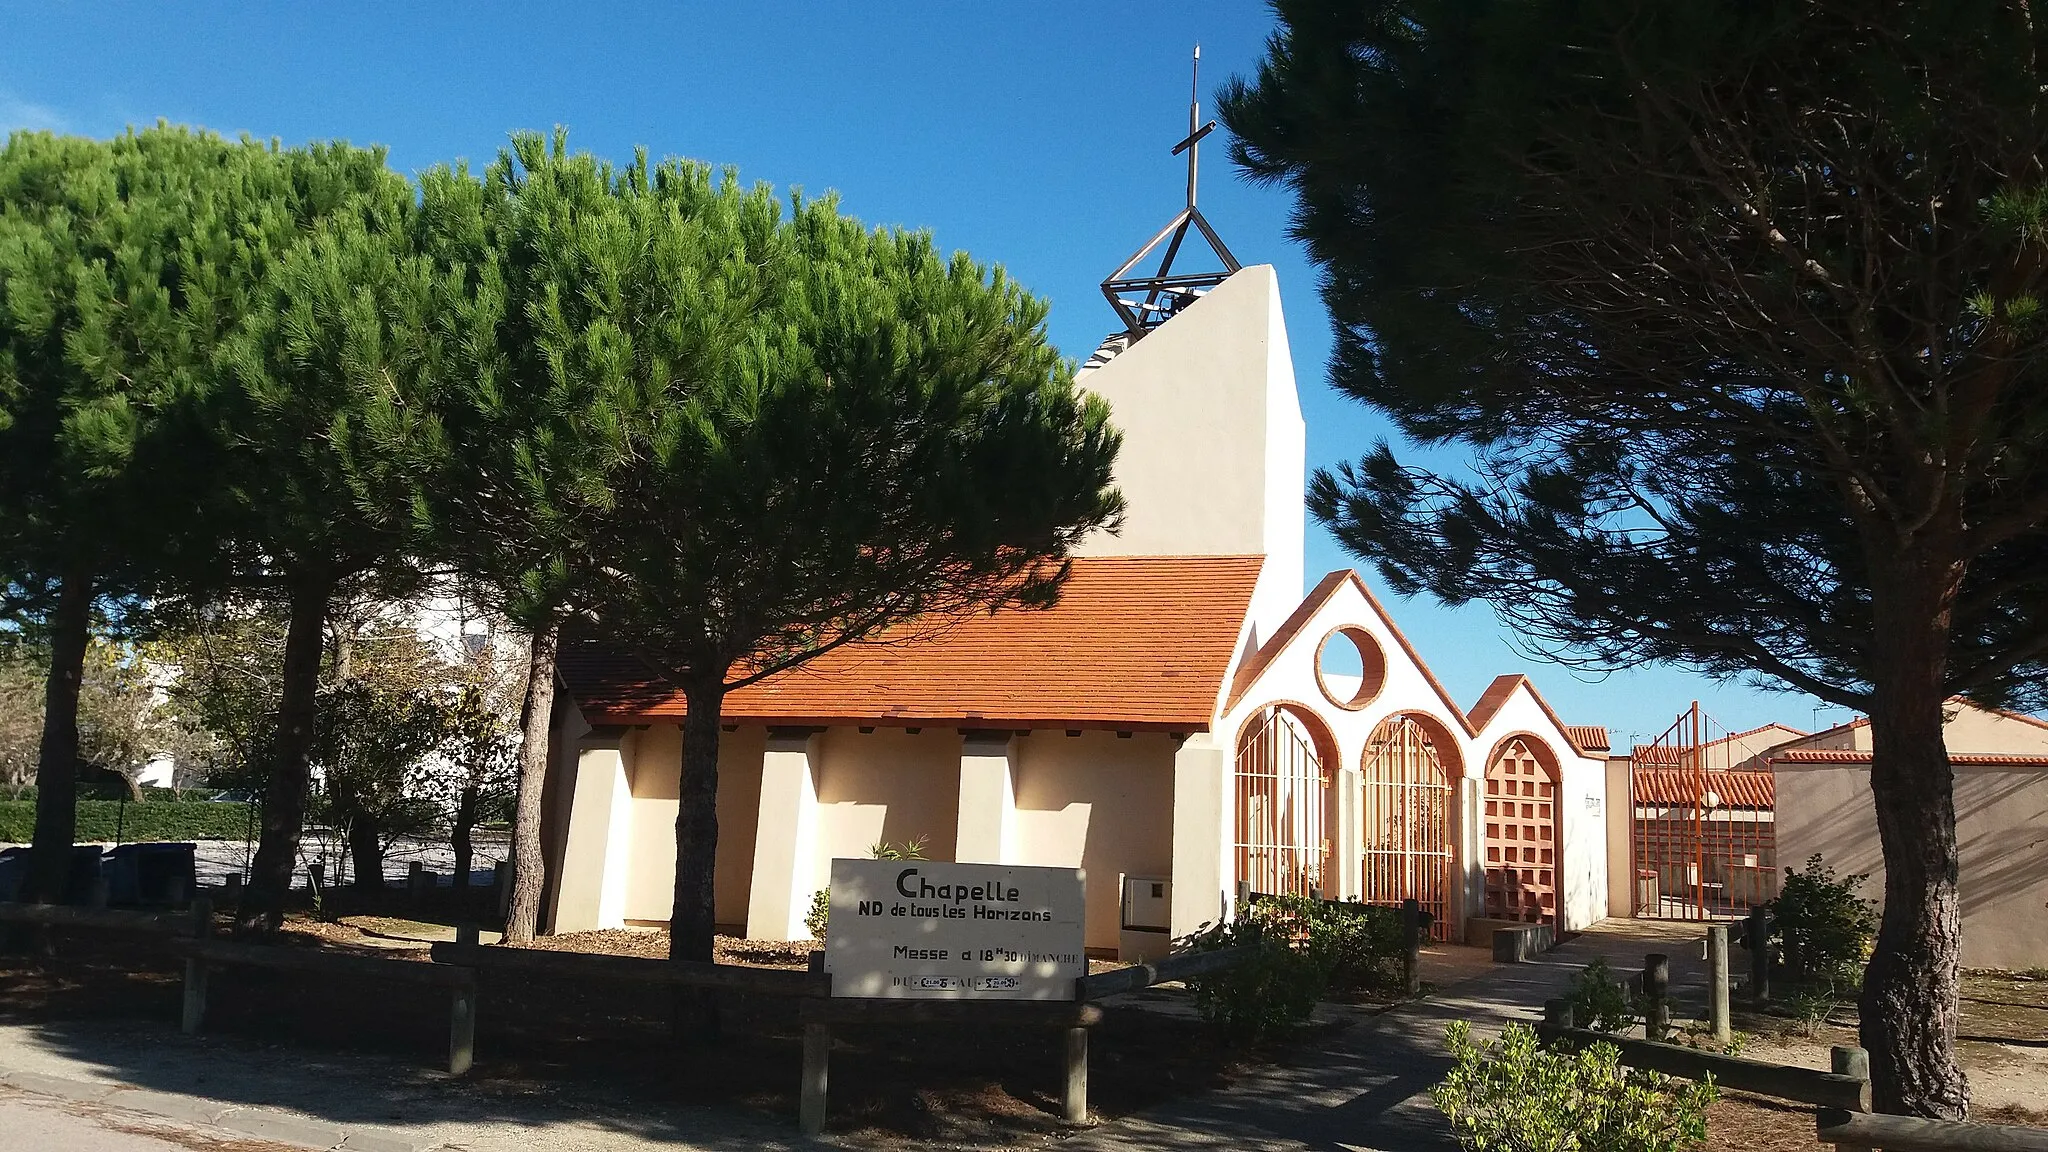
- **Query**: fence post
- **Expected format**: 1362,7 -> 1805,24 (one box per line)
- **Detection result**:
1706,925 -> 1731,1045
1831,1045 -> 1871,1113
180,896 -> 214,1036
493,862 -> 512,917
1401,898 -> 1423,997
222,874 -> 243,904
1642,953 -> 1671,1041
799,1022 -> 831,1137
1746,906 -> 1771,1003
1542,997 -> 1575,1032
1063,1026 -> 1089,1124
306,862 -> 325,894
456,923 -> 480,948
449,980 -> 477,1076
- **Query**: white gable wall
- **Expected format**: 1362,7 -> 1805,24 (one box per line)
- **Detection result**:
1469,684 -> 1611,931
1075,265 -> 1305,641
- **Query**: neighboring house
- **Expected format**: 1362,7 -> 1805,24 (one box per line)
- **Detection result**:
1770,700 -> 2048,969
539,265 -> 1614,958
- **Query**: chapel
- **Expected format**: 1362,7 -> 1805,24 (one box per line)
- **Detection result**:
538,257 -> 1614,957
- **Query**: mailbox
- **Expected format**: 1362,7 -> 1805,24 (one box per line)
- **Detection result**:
1119,874 -> 1172,962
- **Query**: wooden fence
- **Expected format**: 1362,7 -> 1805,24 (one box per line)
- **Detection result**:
1546,945 -> 2048,1152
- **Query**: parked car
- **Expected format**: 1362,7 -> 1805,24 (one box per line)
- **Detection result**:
208,789 -> 256,804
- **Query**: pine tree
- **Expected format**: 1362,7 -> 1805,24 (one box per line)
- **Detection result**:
502,142 -> 1124,1003
0,127 -> 249,900
406,137 -> 643,943
205,141 -> 433,929
1222,0 -> 2048,1115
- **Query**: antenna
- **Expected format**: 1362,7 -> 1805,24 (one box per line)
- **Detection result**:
1099,43 -> 1242,340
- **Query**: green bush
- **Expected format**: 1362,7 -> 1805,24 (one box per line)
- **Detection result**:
1180,908 -> 1336,1044
0,800 -> 252,843
1566,957 -> 1640,1033
1432,1021 -> 1716,1152
805,888 -> 830,939
1258,893 -> 1407,995
1772,853 -> 1877,989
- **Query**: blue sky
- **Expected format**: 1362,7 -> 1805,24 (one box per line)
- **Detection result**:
0,1 -> 1853,744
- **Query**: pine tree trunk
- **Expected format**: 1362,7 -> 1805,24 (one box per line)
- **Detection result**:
452,782 -> 477,889
27,570 -> 91,905
670,678 -> 725,1040
671,680 -> 724,963
348,814 -> 384,892
503,618 -> 559,945
240,576 -> 332,932
1858,557 -> 1970,1118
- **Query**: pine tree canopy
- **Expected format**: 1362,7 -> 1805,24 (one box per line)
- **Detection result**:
1221,0 -> 2048,1117
1221,0 -> 2048,713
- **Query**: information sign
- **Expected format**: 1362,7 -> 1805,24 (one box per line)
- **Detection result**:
822,859 -> 1085,1000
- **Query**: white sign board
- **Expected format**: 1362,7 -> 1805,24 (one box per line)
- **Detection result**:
822,859 -> 1085,1000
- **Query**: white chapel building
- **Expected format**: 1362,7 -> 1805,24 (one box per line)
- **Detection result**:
538,264 -> 1613,957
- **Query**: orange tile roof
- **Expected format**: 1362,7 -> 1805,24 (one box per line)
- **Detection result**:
1566,725 -> 1611,752
1632,769 -> 1776,808
1771,749 -> 2048,768
560,555 -> 1264,731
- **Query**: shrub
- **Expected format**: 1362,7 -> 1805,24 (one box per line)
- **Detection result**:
1432,1021 -> 1716,1152
1772,853 -> 1877,989
1179,913 -> 1331,1044
1256,894 -> 1407,995
0,800 -> 251,843
1566,957 -> 1639,1033
868,836 -> 927,860
805,888 -> 830,940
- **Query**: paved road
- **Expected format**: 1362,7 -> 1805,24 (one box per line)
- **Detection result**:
1059,919 -> 1714,1152
0,1087 -> 301,1151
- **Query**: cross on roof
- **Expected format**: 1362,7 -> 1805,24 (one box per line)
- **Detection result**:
1100,44 -> 1244,339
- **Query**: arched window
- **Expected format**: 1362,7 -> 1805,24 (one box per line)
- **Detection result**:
1361,714 -> 1454,938
1233,706 -> 1329,898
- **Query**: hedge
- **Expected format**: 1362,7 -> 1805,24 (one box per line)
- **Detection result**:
0,800 -> 253,843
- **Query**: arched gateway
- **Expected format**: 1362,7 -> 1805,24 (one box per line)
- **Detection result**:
1483,737 -> 1559,925
1233,705 -> 1330,897
1361,714 -> 1455,939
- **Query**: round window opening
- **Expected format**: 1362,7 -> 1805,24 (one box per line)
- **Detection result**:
1316,626 -> 1388,711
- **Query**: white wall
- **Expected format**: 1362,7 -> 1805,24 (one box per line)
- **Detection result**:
1011,730 -> 1177,951
1075,265 -> 1305,637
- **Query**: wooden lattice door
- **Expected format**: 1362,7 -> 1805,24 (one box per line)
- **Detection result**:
1233,707 -> 1329,898
1361,715 -> 1453,939
1483,739 -> 1556,925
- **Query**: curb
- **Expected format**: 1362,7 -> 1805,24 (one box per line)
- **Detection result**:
0,1065 -> 439,1152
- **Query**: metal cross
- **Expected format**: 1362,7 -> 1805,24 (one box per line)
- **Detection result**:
1098,44 -> 1243,339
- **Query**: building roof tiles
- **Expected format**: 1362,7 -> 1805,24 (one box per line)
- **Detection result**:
559,555 -> 1264,731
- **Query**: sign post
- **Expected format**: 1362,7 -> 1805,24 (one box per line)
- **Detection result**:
822,859 -> 1085,1000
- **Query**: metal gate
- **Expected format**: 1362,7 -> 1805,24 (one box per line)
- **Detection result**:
1361,715 -> 1453,940
1630,702 -> 1779,920
1234,706 -> 1329,898
1484,738 -> 1556,925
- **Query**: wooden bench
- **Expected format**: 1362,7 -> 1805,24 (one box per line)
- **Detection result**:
170,937 -> 478,1075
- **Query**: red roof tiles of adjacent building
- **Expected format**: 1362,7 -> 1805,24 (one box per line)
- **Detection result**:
1632,769 -> 1776,808
1566,725 -> 1611,753
1770,749 -> 2048,768
559,555 -> 1264,732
